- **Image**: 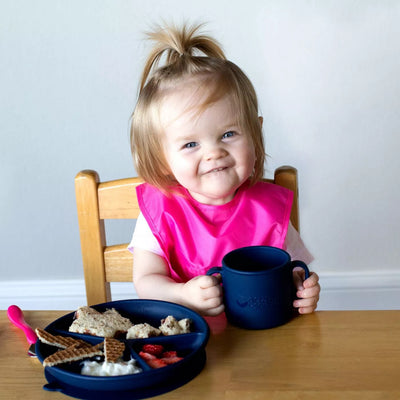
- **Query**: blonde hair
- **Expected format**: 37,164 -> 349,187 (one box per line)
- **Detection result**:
130,23 -> 265,190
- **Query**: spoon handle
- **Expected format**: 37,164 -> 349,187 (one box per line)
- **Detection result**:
7,305 -> 38,344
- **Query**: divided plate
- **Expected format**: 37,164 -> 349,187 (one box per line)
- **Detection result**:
36,299 -> 210,399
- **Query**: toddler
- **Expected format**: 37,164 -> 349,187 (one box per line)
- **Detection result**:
128,23 -> 320,316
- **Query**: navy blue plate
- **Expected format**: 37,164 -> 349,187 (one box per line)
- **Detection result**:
36,299 -> 209,399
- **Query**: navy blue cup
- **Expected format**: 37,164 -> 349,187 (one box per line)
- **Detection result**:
206,246 -> 309,329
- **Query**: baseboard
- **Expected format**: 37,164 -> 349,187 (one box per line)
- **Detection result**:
317,270 -> 400,310
0,280 -> 138,311
1,272 -> 399,311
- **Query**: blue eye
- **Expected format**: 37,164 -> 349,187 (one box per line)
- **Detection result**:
222,131 -> 235,139
184,142 -> 198,149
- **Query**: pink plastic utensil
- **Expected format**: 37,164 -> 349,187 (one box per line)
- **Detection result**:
7,305 -> 38,357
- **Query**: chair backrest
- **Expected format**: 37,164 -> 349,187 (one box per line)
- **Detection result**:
75,166 -> 299,306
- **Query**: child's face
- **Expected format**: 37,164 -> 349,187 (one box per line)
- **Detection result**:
160,82 -> 256,205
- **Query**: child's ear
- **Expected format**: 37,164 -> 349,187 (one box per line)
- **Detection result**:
258,116 -> 263,127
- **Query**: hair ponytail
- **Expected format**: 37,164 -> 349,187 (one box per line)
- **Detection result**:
139,23 -> 226,91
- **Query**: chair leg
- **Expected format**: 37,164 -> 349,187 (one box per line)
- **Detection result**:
75,170 -> 111,305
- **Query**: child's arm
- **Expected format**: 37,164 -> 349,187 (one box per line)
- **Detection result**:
133,248 -> 224,316
292,269 -> 320,314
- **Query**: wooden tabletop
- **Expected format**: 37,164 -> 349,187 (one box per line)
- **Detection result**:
1,310 -> 400,399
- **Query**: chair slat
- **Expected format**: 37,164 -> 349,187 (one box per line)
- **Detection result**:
98,177 -> 142,219
104,244 -> 133,282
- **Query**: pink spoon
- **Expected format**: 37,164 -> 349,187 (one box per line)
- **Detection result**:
7,305 -> 37,357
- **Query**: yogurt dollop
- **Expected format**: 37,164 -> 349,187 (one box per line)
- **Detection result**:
81,359 -> 142,376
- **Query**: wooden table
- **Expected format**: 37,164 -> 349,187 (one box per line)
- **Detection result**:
1,310 -> 400,399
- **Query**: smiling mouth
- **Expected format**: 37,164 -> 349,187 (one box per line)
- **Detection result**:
207,167 -> 227,174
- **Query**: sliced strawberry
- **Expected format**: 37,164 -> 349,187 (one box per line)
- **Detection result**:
146,358 -> 168,369
142,344 -> 164,356
161,356 -> 183,365
139,351 -> 156,360
162,350 -> 178,358
139,345 -> 183,368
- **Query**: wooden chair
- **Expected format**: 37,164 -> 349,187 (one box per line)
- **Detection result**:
75,166 -> 299,306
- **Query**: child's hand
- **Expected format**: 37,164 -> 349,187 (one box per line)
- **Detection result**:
293,268 -> 320,314
181,274 -> 224,316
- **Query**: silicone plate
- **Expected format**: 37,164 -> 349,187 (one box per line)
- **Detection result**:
36,299 -> 210,399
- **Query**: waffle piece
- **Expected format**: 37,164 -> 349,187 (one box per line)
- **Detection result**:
35,328 -> 91,349
104,338 -> 125,363
69,306 -> 133,337
43,343 -> 103,367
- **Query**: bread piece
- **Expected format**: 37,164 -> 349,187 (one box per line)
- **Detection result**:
159,316 -> 181,335
159,316 -> 192,335
69,306 -> 133,337
178,318 -> 192,333
126,323 -> 161,339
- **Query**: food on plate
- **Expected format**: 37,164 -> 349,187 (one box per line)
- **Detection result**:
159,316 -> 191,335
139,344 -> 183,369
126,316 -> 192,339
69,306 -> 133,337
142,344 -> 164,356
36,329 -> 103,367
66,306 -> 192,339
36,328 -> 142,375
81,359 -> 142,376
81,338 -> 143,376
35,328 -> 91,349
104,337 -> 125,363
37,306 -> 194,374
126,323 -> 161,339
41,342 -> 103,367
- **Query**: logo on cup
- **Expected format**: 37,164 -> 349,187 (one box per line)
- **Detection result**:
236,295 -> 279,309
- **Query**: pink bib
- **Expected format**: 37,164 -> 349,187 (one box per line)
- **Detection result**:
136,181 -> 293,282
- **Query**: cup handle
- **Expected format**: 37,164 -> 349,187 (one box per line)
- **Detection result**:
206,267 -> 222,276
291,260 -> 310,280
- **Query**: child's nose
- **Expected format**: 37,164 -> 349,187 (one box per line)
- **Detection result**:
204,144 -> 227,161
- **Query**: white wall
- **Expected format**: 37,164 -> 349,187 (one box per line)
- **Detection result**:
1,0 -> 399,310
